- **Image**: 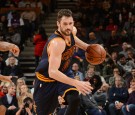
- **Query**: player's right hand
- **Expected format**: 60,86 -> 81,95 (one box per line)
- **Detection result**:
74,80 -> 93,95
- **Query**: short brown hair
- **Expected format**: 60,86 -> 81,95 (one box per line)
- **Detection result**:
57,9 -> 72,22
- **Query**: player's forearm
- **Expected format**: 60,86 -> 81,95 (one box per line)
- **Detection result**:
0,75 -> 6,81
74,36 -> 89,51
0,42 -> 15,51
49,70 -> 77,87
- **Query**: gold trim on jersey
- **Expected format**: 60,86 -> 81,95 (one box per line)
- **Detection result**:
36,72 -> 55,82
62,88 -> 78,99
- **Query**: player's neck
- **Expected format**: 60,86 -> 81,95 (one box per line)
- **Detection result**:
65,37 -> 71,46
57,30 -> 71,46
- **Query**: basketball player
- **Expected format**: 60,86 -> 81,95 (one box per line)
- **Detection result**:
34,9 -> 93,115
0,41 -> 20,82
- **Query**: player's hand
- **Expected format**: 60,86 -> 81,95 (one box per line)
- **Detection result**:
74,80 -> 93,95
1,76 -> 12,82
9,45 -> 20,57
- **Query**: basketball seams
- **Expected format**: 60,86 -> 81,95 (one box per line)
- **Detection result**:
99,46 -> 103,64
85,44 -> 106,65
89,45 -> 102,56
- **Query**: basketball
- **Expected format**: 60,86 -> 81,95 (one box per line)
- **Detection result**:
85,44 -> 106,65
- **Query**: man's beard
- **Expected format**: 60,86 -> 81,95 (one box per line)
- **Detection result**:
60,27 -> 72,36
61,30 -> 71,36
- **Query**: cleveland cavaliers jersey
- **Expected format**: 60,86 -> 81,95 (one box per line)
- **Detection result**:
35,30 -> 76,81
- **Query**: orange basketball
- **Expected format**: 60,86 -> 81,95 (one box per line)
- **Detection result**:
85,44 -> 106,65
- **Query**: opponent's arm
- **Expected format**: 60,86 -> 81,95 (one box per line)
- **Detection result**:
48,38 -> 92,95
0,42 -> 20,57
0,75 -> 12,82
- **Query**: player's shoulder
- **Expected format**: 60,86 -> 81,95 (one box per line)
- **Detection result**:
48,37 -> 66,49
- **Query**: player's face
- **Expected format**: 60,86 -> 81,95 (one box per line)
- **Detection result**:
57,16 -> 74,36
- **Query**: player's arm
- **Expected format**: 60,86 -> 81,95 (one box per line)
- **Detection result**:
0,75 -> 12,82
74,35 -> 89,51
48,38 -> 92,95
0,42 -> 20,57
72,26 -> 89,51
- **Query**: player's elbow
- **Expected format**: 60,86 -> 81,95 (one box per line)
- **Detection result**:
49,69 -> 57,79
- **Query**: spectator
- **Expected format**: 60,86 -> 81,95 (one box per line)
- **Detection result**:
119,30 -> 130,43
102,59 -> 114,83
3,56 -> 23,79
93,83 -> 109,107
84,65 -> 95,81
122,79 -> 135,115
80,92 -> 107,115
89,75 -> 103,94
16,97 -> 35,115
0,15 -> 8,34
1,83 -> 18,115
17,85 -> 33,108
56,96 -> 67,115
126,48 -> 135,62
0,82 -> 9,98
88,32 -> 104,45
33,26 -> 47,67
106,18 -> 118,31
109,67 -> 124,87
126,68 -> 135,88
73,46 -> 86,72
21,4 -> 37,39
108,76 -> 128,115
117,54 -> 135,74
123,15 -> 135,42
5,27 -> 21,47
71,62 -> 84,81
106,30 -> 121,53
119,42 -> 129,58
16,78 -> 26,97
110,51 -> 118,65
7,11 -> 24,29
18,0 -> 29,8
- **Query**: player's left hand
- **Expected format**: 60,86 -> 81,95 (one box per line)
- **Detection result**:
9,45 -> 20,57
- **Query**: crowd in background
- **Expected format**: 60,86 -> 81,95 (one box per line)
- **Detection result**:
0,0 -> 135,115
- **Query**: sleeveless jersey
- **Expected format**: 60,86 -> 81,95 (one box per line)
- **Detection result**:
35,30 -> 76,81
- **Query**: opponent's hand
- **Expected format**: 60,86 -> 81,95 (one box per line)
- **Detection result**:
9,45 -> 20,57
74,80 -> 93,95
1,75 -> 12,82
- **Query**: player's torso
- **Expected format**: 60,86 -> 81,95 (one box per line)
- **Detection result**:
35,30 -> 76,81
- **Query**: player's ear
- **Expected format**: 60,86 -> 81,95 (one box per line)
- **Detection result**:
57,21 -> 60,27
